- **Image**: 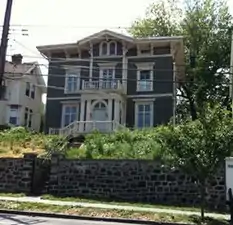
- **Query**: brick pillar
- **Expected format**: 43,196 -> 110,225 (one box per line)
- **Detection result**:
49,154 -> 64,195
22,153 -> 37,194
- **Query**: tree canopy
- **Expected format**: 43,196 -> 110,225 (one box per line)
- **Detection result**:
158,104 -> 233,218
129,0 -> 233,121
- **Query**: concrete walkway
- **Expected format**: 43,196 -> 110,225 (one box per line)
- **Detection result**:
0,196 -> 230,220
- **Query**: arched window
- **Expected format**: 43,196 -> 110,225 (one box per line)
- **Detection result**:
94,102 -> 106,109
109,41 -> 117,55
100,42 -> 108,55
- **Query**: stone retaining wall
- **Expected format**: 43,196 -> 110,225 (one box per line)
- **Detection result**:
48,154 -> 226,209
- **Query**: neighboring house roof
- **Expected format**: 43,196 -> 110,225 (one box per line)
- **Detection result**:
4,60 -> 46,93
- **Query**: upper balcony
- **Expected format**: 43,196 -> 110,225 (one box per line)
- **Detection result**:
81,79 -> 125,94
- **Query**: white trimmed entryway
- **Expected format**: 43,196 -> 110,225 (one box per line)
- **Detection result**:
92,101 -> 108,131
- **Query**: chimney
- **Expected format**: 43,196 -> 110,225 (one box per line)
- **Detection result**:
11,54 -> 23,65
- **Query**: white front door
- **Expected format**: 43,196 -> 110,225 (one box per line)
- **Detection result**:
92,102 -> 108,131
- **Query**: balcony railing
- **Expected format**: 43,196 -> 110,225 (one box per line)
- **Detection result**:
82,79 -> 123,91
49,120 -> 125,137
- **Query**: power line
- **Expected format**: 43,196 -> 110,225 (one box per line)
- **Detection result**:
4,70 -> 231,84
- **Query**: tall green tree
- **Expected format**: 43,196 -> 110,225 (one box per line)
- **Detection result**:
129,0 -> 233,121
158,104 -> 233,219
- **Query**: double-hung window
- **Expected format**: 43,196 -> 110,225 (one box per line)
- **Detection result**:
63,105 -> 78,127
65,70 -> 80,93
137,70 -> 153,91
135,103 -> 153,128
9,105 -> 20,125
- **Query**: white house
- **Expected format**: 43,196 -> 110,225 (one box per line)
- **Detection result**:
0,54 -> 46,131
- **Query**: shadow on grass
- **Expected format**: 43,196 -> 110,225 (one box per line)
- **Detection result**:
190,215 -> 229,225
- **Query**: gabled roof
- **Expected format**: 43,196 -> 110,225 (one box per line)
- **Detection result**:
4,61 -> 46,93
77,29 -> 134,45
36,29 -> 184,52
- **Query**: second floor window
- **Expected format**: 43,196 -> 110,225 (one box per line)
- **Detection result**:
137,70 -> 153,92
65,73 -> 80,93
25,82 -> 36,99
31,85 -> 35,99
25,82 -> 30,96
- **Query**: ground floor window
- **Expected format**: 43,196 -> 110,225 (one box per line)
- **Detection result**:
62,105 -> 78,127
9,105 -> 20,125
135,102 -> 153,128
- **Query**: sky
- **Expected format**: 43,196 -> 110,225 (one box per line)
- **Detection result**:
0,0 -> 233,103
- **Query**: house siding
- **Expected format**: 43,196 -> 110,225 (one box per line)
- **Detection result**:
45,100 -> 62,133
127,56 -> 173,95
43,33 -> 181,133
126,96 -> 173,128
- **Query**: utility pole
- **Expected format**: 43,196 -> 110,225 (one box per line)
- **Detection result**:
230,30 -> 233,117
0,0 -> 13,99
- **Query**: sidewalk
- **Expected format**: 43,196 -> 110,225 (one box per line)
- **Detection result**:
0,196 -> 230,220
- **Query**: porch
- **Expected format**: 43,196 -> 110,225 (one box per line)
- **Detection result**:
49,120 -> 124,136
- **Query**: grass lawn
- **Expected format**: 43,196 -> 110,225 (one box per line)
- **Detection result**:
0,200 -> 228,224
0,192 -> 226,215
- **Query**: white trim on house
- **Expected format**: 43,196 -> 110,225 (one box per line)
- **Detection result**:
128,93 -> 172,98
47,97 -> 81,100
127,54 -> 172,59
133,98 -> 155,102
135,62 -> 154,92
89,42 -> 93,81
134,101 -> 154,128
64,68 -> 81,94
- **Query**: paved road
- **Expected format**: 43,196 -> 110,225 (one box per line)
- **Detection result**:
0,213 -> 144,225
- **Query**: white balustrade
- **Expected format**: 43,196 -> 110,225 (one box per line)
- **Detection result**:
82,79 -> 122,91
49,120 -> 124,136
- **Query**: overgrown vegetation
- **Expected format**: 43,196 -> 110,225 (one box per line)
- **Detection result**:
0,127 -> 67,158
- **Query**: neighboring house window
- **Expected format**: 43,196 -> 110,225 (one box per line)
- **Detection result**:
24,107 -> 28,126
9,105 -> 19,125
25,82 -> 30,96
63,105 -> 78,127
25,82 -> 36,99
135,103 -> 153,128
137,70 -> 153,91
28,109 -> 33,128
100,41 -> 117,56
65,73 -> 80,93
31,85 -> 35,99
24,107 -> 33,128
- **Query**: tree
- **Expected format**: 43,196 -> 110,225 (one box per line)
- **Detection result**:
129,0 -> 233,121
158,104 -> 233,219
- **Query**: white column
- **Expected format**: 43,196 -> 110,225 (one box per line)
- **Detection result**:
114,99 -> 120,122
108,99 -> 113,131
122,44 -> 128,92
89,42 -> 93,82
79,100 -> 85,132
86,100 -> 91,132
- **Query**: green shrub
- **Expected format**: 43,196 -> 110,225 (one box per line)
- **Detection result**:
81,128 -> 166,160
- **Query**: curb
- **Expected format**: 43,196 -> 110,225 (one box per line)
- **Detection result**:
0,209 -> 192,225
